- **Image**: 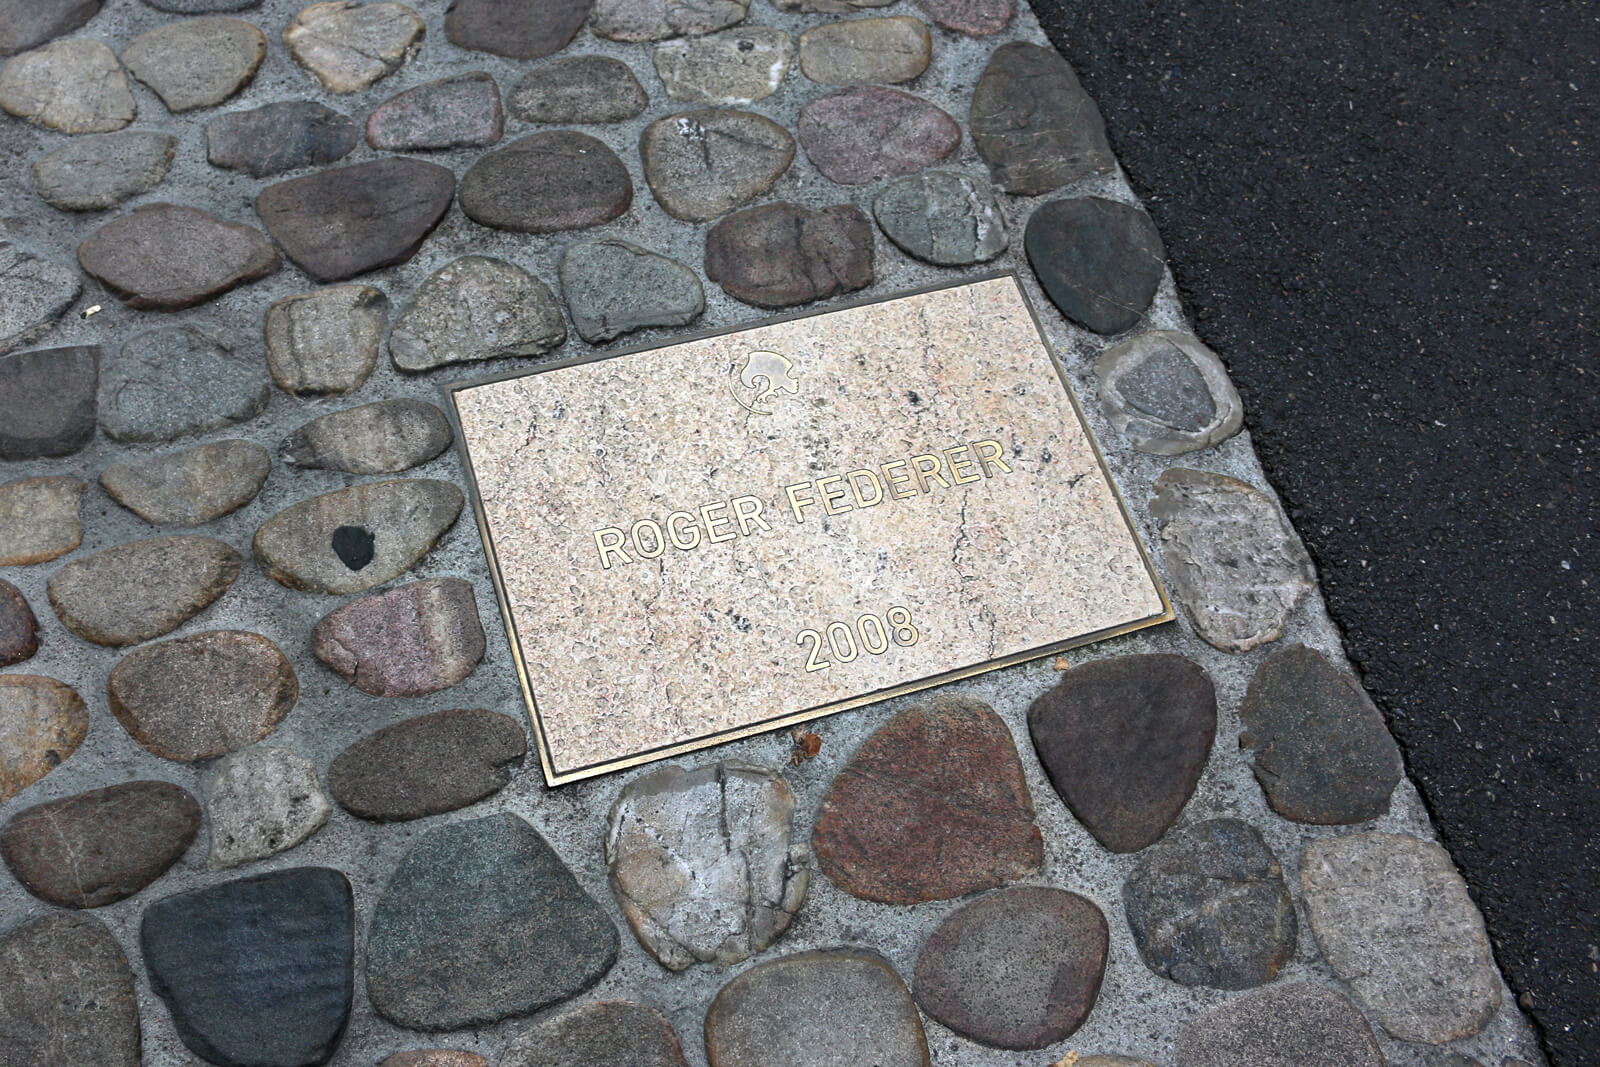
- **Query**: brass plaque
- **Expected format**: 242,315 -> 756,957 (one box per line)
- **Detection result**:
449,274 -> 1171,785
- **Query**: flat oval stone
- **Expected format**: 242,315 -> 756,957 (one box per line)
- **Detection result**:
283,399 -> 452,474
366,813 -> 618,1029
252,479 -> 464,594
1093,330 -> 1244,455
141,867 -> 355,1067
48,535 -> 241,646
654,26 -> 793,106
914,0 -> 1012,35
205,746 -> 332,869
206,100 -> 361,177
108,630 -> 299,761
0,913 -> 139,1067
1176,982 -> 1384,1067
285,0 -> 423,92
367,71 -> 503,151
0,347 -> 97,460
0,579 -> 38,666
31,130 -> 177,210
389,255 -> 566,369
312,577 -> 485,697
1,780 -> 200,907
705,201 -> 873,309
0,0 -> 102,56
100,440 -> 271,526
798,16 -> 931,85
78,203 -> 280,311
971,42 -> 1115,195
0,242 -> 80,354
560,238 -> 704,343
591,0 -> 749,42
502,1001 -> 689,1067
329,708 -> 525,820
122,16 -> 266,112
0,476 -> 85,565
873,170 -> 1007,266
1150,468 -> 1317,652
446,0 -> 590,59
257,157 -> 455,282
146,0 -> 263,9
1241,644 -> 1405,824
913,887 -> 1108,1049
798,86 -> 959,185
705,948 -> 928,1067
508,55 -> 646,123
1122,818 -> 1296,989
384,1054 -> 488,1067
1025,196 -> 1166,335
813,694 -> 1042,904
100,326 -> 269,442
1027,654 -> 1216,853
774,0 -> 894,10
1301,832 -> 1501,1043
0,674 -> 87,801
264,283 -> 388,395
640,109 -> 793,222
459,132 -> 632,233
0,39 -> 134,133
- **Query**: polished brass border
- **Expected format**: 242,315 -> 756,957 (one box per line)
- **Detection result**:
444,272 -> 1174,786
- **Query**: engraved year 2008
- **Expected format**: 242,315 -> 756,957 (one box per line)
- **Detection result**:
797,607 -> 920,672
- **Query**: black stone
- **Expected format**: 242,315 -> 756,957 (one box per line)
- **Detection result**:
331,525 -> 375,571
206,101 -> 361,178
141,867 -> 354,1067
1024,196 -> 1166,335
0,345 -> 98,460
970,41 -> 1115,195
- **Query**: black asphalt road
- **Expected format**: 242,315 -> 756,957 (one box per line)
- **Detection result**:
1025,2 -> 1599,1063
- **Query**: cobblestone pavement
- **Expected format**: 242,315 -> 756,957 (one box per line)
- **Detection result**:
0,1 -> 1550,1065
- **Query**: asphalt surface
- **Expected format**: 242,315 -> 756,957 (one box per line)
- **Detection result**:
1025,2 -> 1599,1063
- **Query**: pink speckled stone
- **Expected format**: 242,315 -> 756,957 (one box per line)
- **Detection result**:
798,86 -> 960,185
312,578 -> 485,697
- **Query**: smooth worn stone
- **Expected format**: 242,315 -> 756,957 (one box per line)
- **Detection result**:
366,813 -> 618,1029
1150,468 -> 1317,653
108,630 -> 298,761
0,349 -> 96,461
1078,1059 -> 1156,1067
798,86 -> 959,185
1,780 -> 200,907
1301,831 -> 1501,1043
0,241 -> 81,353
798,16 -> 931,86
206,100 -> 360,177
205,746 -> 332,869
502,1001 -> 689,1067
1176,982 -> 1384,1067
706,948 -> 928,1067
507,55 -> 646,124
31,130 -> 176,210
79,203 -> 280,311
1025,197 -> 1166,335
389,255 -> 566,369
1240,644 -> 1405,824
873,170 -> 1007,266
47,535 -> 240,646
705,201 -> 873,309
311,577 -> 484,697
446,0 -> 590,59
0,477 -> 85,564
1093,330 -> 1244,455
1028,654 -> 1216,853
560,238 -> 704,342
0,580 -> 38,666
654,26 -> 793,106
607,762 -> 808,971
0,39 -> 134,133
256,158 -> 455,282
264,283 -> 388,395
100,440 -> 271,526
383,1054 -> 488,1067
971,42 -> 1114,195
459,132 -> 632,234
915,0 -> 1012,34
0,0 -> 102,56
639,109 -> 793,222
773,0 -> 893,11
100,326 -> 269,442
1122,818 -> 1296,990
0,675 -> 87,801
253,479 -> 464,594
329,708 -> 525,820
283,399 -> 452,474
146,0 -> 264,10
591,0 -> 749,42
141,867 -> 354,1067
367,72 -> 503,151
285,0 -> 424,93
0,913 -> 139,1067
914,887 -> 1107,1050
122,17 -> 266,112
813,695 -> 1041,904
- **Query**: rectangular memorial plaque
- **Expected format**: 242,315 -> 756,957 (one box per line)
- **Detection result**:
448,274 -> 1172,785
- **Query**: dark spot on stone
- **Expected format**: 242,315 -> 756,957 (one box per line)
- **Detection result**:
733,615 -> 751,632
739,38 -> 755,51
332,525 -> 375,571
907,390 -> 922,404
1042,448 -> 1053,463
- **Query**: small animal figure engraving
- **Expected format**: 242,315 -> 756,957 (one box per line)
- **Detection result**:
730,350 -> 800,415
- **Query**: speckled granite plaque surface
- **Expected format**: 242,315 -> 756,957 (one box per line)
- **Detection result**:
450,275 -> 1170,784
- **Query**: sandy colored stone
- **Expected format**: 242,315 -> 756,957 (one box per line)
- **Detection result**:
328,708 -> 526,820
591,0 -> 750,42
100,440 -> 270,526
283,399 -> 452,474
0,913 -> 139,1067
501,1001 -> 688,1067
0,39 -> 134,133
389,255 -> 566,369
0,476 -> 84,565
0,0 -> 102,57
0,241 -> 81,354
506,55 -> 646,123
654,26 -> 793,105
0,580 -> 38,667
285,0 -> 423,92
100,326 -> 270,442
78,203 -> 280,311
445,0 -> 590,59
30,130 -> 176,210
798,16 -> 931,86
264,283 -> 388,395
311,577 -> 484,696
640,109 -> 793,222
205,746 -> 332,869
48,535 -> 241,646
0,675 -> 87,801
1093,330 -> 1244,455
121,17 -> 266,112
